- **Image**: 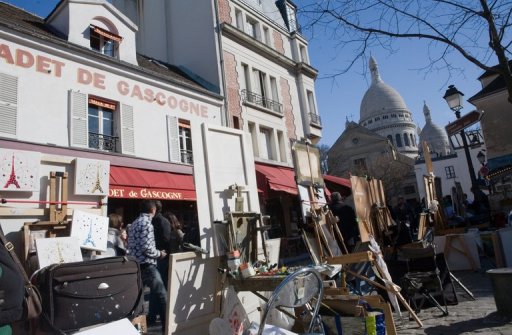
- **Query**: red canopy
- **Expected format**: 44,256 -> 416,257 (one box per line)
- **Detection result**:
255,163 -> 298,196
109,166 -> 196,200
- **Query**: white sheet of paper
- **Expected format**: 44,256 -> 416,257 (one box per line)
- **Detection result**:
35,236 -> 82,269
73,318 -> 140,335
71,210 -> 109,252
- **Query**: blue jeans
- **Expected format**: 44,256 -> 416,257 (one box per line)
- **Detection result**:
141,263 -> 167,329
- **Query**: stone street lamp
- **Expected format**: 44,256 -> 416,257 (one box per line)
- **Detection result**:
443,85 -> 479,195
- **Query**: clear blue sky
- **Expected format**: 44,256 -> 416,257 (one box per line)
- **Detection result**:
5,0 -> 485,148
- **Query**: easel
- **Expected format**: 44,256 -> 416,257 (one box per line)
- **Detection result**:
292,143 -> 417,332
22,171 -> 71,274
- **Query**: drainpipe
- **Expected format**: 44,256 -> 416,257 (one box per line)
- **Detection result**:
213,0 -> 230,127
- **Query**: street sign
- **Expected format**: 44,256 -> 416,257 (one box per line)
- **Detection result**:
445,110 -> 482,136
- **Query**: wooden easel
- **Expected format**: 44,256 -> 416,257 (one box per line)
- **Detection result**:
22,171 -> 71,274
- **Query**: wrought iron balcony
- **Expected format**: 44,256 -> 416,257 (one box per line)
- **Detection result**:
241,89 -> 282,114
309,112 -> 322,126
181,150 -> 193,165
88,132 -> 118,152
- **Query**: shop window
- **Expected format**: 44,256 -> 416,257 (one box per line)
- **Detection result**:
69,91 -> 134,154
89,25 -> 122,57
0,72 -> 18,138
445,166 -> 456,179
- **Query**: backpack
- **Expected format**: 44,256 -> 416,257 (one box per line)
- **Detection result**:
0,227 -> 25,326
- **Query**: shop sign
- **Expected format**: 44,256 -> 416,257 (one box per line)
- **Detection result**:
109,186 -> 193,200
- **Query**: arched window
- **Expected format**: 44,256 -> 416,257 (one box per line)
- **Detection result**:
410,133 -> 416,147
404,133 -> 410,146
395,134 -> 402,147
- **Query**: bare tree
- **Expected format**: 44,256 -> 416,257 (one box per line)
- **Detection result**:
317,143 -> 330,174
298,0 -> 512,103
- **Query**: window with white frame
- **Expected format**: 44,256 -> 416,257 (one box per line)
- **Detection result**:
286,3 -> 298,32
88,97 -> 116,151
246,16 -> 261,41
299,45 -> 308,63
89,25 -> 122,57
263,26 -> 271,46
269,76 -> 280,112
253,68 -> 268,102
259,126 -> 275,160
69,91 -> 134,154
445,166 -> 456,179
307,90 -> 320,125
277,130 -> 287,163
235,8 -> 244,30
248,122 -> 259,156
242,63 -> 251,91
178,120 -> 193,164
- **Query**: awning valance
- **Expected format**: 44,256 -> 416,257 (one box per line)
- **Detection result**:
255,163 -> 298,195
109,166 -> 196,200
323,174 -> 352,197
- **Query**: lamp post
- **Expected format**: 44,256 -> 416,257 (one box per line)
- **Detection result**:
443,85 -> 479,196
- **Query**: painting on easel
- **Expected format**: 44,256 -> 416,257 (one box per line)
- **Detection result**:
70,210 -> 109,252
74,158 -> 110,196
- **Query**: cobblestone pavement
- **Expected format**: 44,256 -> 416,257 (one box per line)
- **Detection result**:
147,267 -> 512,334
394,269 -> 512,335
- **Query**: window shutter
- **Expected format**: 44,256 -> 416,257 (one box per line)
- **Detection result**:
120,104 -> 135,155
69,90 -> 88,148
0,73 -> 18,138
166,115 -> 181,162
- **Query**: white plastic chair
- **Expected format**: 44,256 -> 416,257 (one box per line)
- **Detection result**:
258,268 -> 324,335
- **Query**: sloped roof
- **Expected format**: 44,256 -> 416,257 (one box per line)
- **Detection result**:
0,1 -> 218,97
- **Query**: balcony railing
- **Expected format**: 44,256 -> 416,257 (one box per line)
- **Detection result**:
242,89 -> 282,114
309,112 -> 322,126
88,132 -> 118,152
181,150 -> 193,165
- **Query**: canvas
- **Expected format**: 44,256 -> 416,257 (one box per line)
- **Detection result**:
71,210 -> 109,251
0,149 -> 40,191
35,236 -> 82,269
74,157 -> 110,196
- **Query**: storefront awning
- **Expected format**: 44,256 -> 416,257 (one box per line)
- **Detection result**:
255,163 -> 298,195
109,166 -> 196,200
323,174 -> 352,197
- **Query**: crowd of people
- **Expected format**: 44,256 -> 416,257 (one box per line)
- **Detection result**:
106,199 -> 185,332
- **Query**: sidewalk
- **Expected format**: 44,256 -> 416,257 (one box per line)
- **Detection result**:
147,265 -> 512,334
396,269 -> 512,334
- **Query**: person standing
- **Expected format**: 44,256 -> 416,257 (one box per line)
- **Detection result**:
152,202 -> 171,288
330,192 -> 359,252
105,213 -> 127,257
127,200 -> 167,331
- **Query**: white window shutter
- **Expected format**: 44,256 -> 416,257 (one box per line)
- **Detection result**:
120,104 -> 135,155
69,90 -> 88,148
0,73 -> 18,138
166,115 -> 181,162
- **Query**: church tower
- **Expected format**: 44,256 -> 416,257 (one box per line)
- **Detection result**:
359,57 -> 419,159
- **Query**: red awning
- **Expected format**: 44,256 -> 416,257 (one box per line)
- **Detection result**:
255,163 -> 298,195
109,166 -> 196,200
323,174 -> 352,197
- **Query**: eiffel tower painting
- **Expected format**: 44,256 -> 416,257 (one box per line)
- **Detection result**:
90,165 -> 104,194
3,154 -> 20,189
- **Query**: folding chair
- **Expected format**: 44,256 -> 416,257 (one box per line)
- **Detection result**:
258,267 -> 325,335
399,245 -> 449,316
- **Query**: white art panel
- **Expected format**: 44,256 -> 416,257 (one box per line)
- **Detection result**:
36,236 -> 82,269
71,210 -> 109,252
74,158 -> 110,196
0,149 -> 40,191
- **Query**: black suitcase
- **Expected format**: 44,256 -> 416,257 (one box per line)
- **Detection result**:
35,256 -> 143,332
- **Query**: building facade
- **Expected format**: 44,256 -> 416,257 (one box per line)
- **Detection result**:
0,1 -> 224,244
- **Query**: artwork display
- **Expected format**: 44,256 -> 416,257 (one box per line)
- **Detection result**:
35,236 -> 82,269
292,143 -> 323,187
71,210 -> 109,252
74,158 -> 110,196
0,149 -> 41,191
